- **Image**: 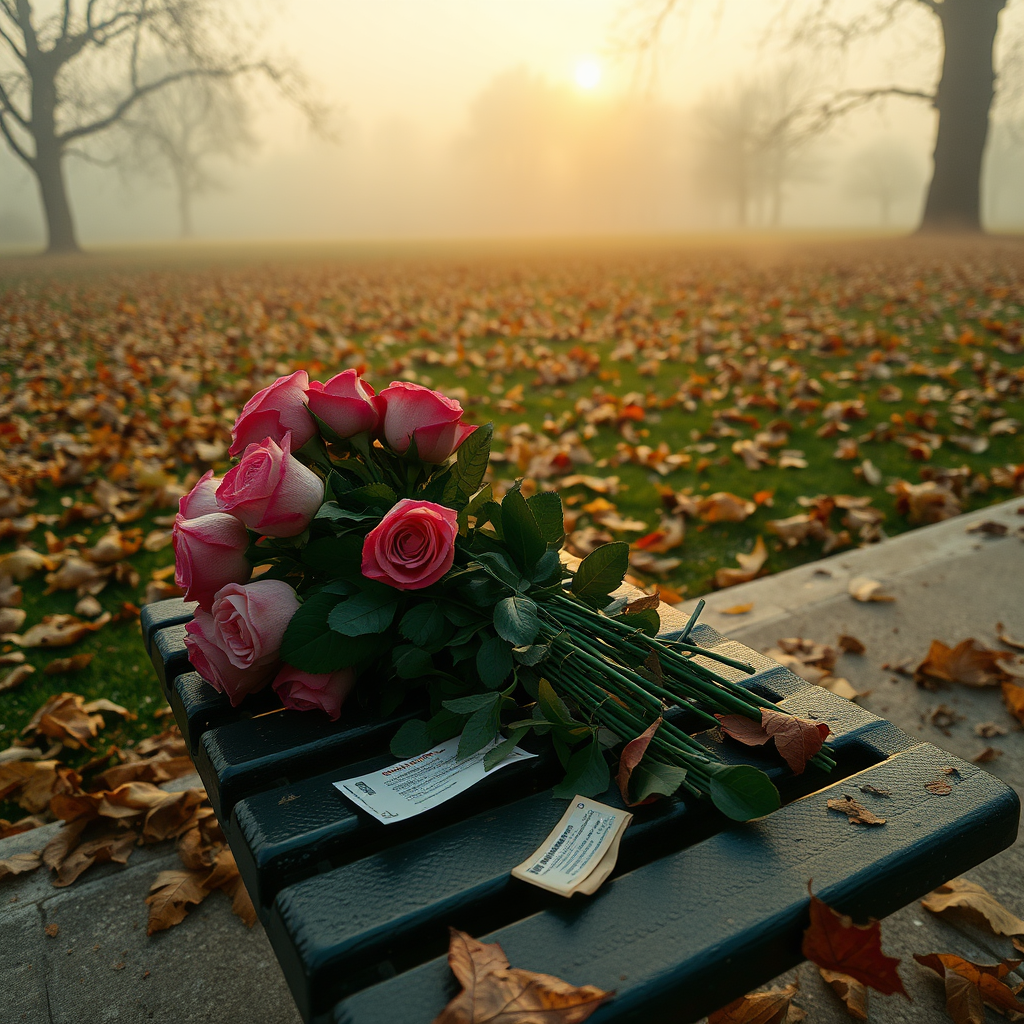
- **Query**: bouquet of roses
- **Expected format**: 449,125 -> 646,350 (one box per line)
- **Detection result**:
172,369 -> 834,822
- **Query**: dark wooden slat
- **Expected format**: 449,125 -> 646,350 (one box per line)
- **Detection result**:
196,702 -> 426,822
264,683 -> 902,1020
140,597 -> 196,658
169,671 -> 281,757
330,743 -> 1020,1024
151,622 -> 191,698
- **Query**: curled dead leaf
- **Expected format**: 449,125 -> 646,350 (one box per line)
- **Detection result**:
715,536 -> 768,589
921,878 -> 1024,937
848,577 -> 895,603
0,663 -> 35,693
915,638 -> 1010,688
914,953 -> 1024,1023
44,653 -> 94,675
707,982 -> 802,1024
827,796 -> 886,826
0,850 -> 43,882
818,968 -> 868,1021
5,612 -> 111,648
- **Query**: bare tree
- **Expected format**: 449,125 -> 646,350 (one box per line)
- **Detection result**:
625,0 -> 1021,233
120,69 -> 253,237
0,1 -> 308,253
843,139 -> 923,224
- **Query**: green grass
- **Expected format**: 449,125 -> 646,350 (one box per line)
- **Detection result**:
2,237 -> 1023,774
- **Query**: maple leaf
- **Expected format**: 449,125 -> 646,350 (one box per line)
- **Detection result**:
801,889 -> 907,996
914,953 -> 1024,1023
818,968 -> 867,1020
146,869 -> 212,935
914,639 -> 1010,688
433,928 -> 612,1024
707,982 -> 802,1024
921,878 -> 1024,938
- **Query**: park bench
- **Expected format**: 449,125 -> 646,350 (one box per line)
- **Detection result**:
142,594 -> 1020,1024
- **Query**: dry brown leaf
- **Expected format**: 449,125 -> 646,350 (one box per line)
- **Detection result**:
0,663 -> 35,693
827,796 -> 886,826
433,927 -> 612,1024
915,639 -> 1010,688
0,814 -> 48,838
0,759 -> 81,813
5,612 -> 111,648
926,778 -> 953,795
996,623 -> 1024,652
971,747 -> 1002,763
0,548 -> 56,580
715,536 -> 768,588
802,889 -> 906,996
761,709 -> 830,775
0,850 -> 43,882
145,868 -> 211,934
722,603 -> 754,615
848,577 -> 895,603
707,982 -> 801,1024
698,492 -> 756,523
46,822 -> 138,887
838,635 -> 866,655
818,968 -> 868,1020
914,953 -> 1024,1022
93,754 -> 195,791
44,653 -> 94,675
21,692 -> 106,750
0,607 -> 26,633
921,878 -> 1024,937
1000,682 -> 1024,724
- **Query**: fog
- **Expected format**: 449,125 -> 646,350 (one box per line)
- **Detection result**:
1,0 -> 1023,249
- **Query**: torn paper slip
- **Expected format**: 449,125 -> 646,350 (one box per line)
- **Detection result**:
512,796 -> 632,897
334,736 -> 536,824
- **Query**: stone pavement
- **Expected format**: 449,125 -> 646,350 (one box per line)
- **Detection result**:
1,497 -> 1022,1024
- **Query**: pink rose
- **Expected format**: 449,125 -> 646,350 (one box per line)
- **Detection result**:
230,370 -> 315,457
377,381 -> 477,463
272,665 -> 356,720
306,370 -> 380,438
173,512 -> 252,611
210,579 -> 300,670
179,470 -> 223,518
184,610 -> 276,706
361,498 -> 458,590
216,433 -> 325,538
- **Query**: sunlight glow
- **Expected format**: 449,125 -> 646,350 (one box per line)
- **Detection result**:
574,58 -> 601,91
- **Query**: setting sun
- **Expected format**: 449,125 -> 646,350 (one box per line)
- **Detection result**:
574,57 -> 601,90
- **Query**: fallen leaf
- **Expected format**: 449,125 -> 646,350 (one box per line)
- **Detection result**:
966,520 -> 1008,537
0,663 -> 35,693
915,639 -> 1010,688
914,953 -> 1024,1022
44,923 -> 59,937
5,612 -> 111,648
145,868 -> 211,934
818,968 -> 868,1020
801,889 -> 906,996
996,624 -> 1024,652
21,692 -> 107,750
707,982 -> 801,1024
848,577 -> 895,603
921,878 -> 1024,937
0,850 -> 43,882
433,927 -> 612,1024
761,708 -> 830,775
838,635 -> 866,655
0,607 -> 26,633
974,721 -> 1007,738
616,717 -> 663,806
827,796 -> 886,825
715,536 -> 768,588
48,824 -> 138,887
722,603 -> 754,615
1002,683 -> 1024,724
44,653 -> 94,675
971,747 -> 1002,763
926,779 -> 952,795
857,784 -> 891,797
698,492 -> 756,523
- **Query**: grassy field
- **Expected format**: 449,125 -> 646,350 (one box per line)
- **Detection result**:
2,235 -> 1023,778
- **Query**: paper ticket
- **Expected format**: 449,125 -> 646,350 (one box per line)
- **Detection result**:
512,796 -> 632,897
333,736 -> 536,824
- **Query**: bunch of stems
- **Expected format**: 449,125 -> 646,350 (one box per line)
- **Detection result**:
537,593 -> 836,776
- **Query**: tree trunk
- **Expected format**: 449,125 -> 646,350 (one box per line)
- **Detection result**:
919,0 -> 1006,233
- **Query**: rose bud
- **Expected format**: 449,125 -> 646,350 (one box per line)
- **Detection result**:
210,579 -> 301,670
361,498 -> 458,590
216,433 -> 325,538
273,665 -> 356,721
172,512 -> 252,611
229,370 -> 316,457
184,609 -> 276,706
178,469 -> 223,518
377,381 -> 477,463
305,370 -> 380,438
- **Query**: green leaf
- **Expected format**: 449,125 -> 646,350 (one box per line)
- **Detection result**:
399,603 -> 446,647
452,422 -> 493,497
473,500 -> 504,538
345,482 -> 398,509
571,542 -> 629,607
629,760 -> 689,803
426,707 -> 464,743
617,608 -> 662,637
390,720 -> 433,758
531,549 -> 562,587
527,491 -> 565,546
483,726 -> 529,771
474,551 -> 523,591
280,593 -> 376,672
443,692 -> 500,715
301,535 -> 364,576
493,594 -> 540,646
321,579 -> 358,596
537,677 -> 575,726
466,484 -> 494,517
315,502 -> 381,524
500,485 -> 546,573
476,635 -> 513,689
552,737 -> 610,798
328,590 -> 399,636
458,704 -> 500,760
393,645 -> 434,679
708,764 -> 781,822
512,643 -> 550,666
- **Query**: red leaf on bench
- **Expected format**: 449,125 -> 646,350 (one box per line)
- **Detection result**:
716,710 -> 829,775
801,888 -> 907,997
433,927 -> 611,1024
616,717 -> 662,806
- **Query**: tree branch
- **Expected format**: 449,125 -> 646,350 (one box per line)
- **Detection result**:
0,17 -> 26,64
0,108 -> 32,166
804,85 -> 935,135
59,63 -> 264,144
0,76 -> 28,127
